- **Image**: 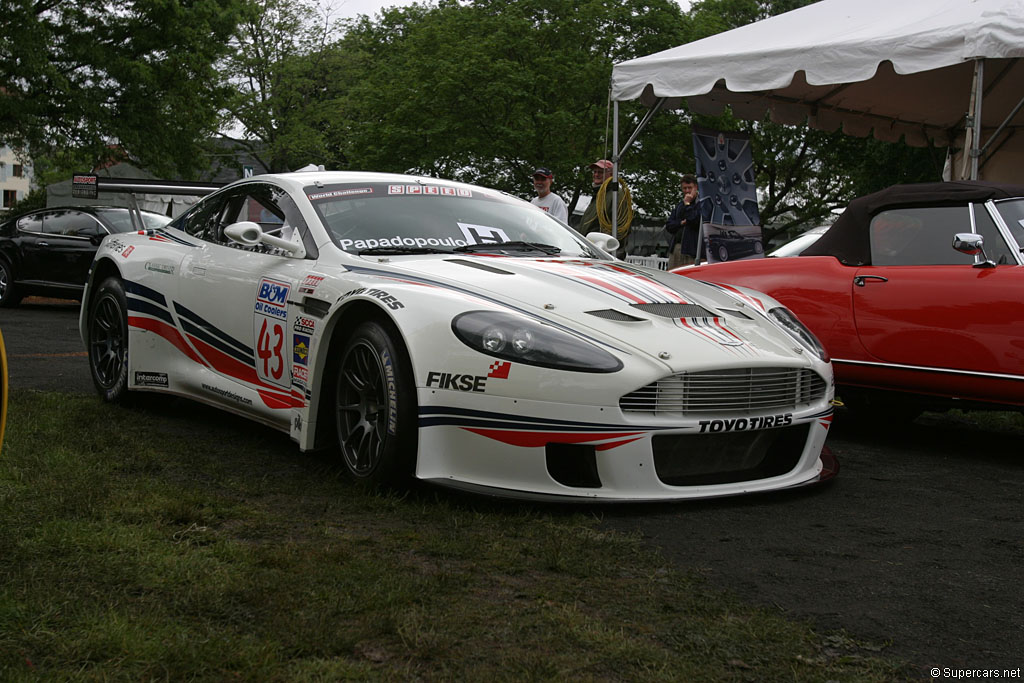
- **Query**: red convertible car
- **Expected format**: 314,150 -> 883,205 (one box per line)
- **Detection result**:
674,181 -> 1024,419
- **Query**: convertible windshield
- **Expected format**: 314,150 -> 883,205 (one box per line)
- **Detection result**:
306,182 -> 602,258
996,198 -> 1024,252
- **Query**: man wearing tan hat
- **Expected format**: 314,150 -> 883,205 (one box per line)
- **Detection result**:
579,159 -> 629,258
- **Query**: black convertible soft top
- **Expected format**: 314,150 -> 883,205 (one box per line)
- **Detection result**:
801,180 -> 1024,266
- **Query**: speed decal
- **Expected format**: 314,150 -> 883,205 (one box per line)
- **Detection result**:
532,260 -> 688,305
387,185 -> 471,196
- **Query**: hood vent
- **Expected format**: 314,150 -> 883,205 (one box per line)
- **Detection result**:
717,308 -> 753,320
444,258 -> 514,275
630,303 -> 717,319
586,309 -> 646,322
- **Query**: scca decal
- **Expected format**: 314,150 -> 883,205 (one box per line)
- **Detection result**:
698,414 -> 793,433
426,371 -> 486,393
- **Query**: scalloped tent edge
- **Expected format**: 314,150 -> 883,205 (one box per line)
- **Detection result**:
608,0 -> 1024,185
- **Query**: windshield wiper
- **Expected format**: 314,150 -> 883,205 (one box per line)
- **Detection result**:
453,241 -> 561,255
358,247 -> 453,255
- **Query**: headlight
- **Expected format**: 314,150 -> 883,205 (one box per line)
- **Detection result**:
452,311 -> 622,373
768,307 -> 830,363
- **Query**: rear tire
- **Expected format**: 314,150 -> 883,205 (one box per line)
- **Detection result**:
0,259 -> 21,308
87,277 -> 131,403
334,320 -> 417,488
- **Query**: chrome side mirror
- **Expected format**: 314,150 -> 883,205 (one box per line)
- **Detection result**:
952,233 -> 995,268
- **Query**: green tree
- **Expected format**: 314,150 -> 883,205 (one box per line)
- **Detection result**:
0,0 -> 247,177
219,0 -> 350,172
323,0 -> 691,216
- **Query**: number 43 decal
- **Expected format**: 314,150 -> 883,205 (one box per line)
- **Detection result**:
256,316 -> 287,385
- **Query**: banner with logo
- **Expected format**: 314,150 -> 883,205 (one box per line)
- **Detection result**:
691,127 -> 765,263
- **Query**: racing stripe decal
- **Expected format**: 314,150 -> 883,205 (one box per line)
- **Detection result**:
533,260 -> 688,305
698,280 -> 767,312
344,264 -> 630,354
419,405 -> 664,432
128,316 -> 207,366
123,278 -> 300,410
463,428 -> 644,448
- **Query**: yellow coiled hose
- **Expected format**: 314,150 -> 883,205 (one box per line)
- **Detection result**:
595,177 -> 634,242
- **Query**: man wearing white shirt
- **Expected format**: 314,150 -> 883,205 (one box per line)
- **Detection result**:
529,168 -> 568,224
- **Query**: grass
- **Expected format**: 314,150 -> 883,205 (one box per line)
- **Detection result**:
0,389 -> 911,681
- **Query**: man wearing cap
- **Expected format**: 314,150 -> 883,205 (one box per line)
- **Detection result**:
579,159 -> 628,258
530,168 -> 568,223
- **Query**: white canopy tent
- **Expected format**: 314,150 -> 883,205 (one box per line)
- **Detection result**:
609,0 -> 1024,183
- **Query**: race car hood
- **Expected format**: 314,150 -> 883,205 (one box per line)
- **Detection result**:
352,255 -> 819,372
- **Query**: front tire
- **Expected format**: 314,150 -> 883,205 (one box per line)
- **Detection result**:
334,320 -> 416,488
87,277 -> 131,402
718,245 -> 730,262
0,259 -> 21,308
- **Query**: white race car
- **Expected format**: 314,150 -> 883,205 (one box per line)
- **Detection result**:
80,170 -> 836,501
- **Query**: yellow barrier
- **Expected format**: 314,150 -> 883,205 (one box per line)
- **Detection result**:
0,326 -> 6,450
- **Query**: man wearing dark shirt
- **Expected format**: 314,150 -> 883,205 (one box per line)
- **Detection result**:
666,173 -> 701,268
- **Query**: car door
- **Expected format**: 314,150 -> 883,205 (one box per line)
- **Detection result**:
13,212 -> 47,282
47,209 -> 108,286
851,203 -> 1024,377
175,181 -> 315,420
18,209 -> 104,287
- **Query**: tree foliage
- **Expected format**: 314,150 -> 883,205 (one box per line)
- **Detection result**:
316,0 -> 691,215
0,0 -> 247,177
219,0 -> 350,172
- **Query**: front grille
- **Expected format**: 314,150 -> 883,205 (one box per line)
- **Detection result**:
620,367 -> 827,415
652,423 -> 809,485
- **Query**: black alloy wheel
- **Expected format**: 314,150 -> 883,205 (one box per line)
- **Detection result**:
0,259 -> 21,308
334,321 -> 415,487
88,277 -> 131,402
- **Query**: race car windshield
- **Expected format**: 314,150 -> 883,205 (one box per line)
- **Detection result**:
306,182 -> 603,258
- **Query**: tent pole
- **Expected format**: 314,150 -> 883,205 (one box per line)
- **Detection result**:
970,58 -> 984,180
618,97 -> 666,159
612,99 -> 619,250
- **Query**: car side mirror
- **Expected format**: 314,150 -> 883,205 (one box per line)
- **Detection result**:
89,234 -> 105,246
952,233 -> 995,268
586,231 -> 619,255
224,221 -> 305,258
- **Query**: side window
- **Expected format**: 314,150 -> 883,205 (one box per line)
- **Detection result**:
17,214 -> 43,234
972,203 -> 1013,265
51,211 -> 105,237
870,206 -> 974,266
170,194 -> 231,243
220,183 -> 309,254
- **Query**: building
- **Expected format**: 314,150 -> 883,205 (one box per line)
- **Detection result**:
0,145 -> 33,213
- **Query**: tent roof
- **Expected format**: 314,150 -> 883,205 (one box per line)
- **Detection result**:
611,0 -> 1024,147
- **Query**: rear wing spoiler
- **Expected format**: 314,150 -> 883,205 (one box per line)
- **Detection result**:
72,174 -> 226,231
